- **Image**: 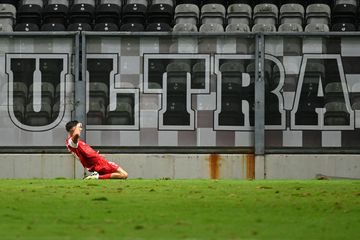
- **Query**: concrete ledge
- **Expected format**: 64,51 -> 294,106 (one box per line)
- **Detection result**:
0,154 -> 359,179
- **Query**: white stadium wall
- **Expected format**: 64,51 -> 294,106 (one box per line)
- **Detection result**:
0,154 -> 359,179
0,33 -> 360,180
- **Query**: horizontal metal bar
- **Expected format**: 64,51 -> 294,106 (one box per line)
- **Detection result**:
0,31 -> 79,37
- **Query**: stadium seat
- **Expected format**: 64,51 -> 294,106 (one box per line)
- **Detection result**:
67,22 -> 92,31
147,1 -> 174,26
306,3 -> 331,25
41,22 -> 66,31
69,3 -> 95,25
227,3 -> 252,26
47,0 -> 69,7
200,3 -> 226,25
95,2 -> 122,25
73,0 -> 96,7
15,22 -> 39,31
324,102 -> 350,125
305,23 -> 329,32
219,97 -> 244,126
148,59 -> 166,88
252,3 -> 278,32
120,22 -> 144,31
13,101 -> 25,123
94,22 -> 119,31
87,100 -> 106,125
0,0 -> 17,6
174,3 -> 199,26
0,22 -> 12,31
89,82 -> 109,107
29,82 -> 55,106
122,0 -> 148,26
42,2 -> 69,26
331,22 -> 356,31
332,0 -> 357,24
172,22 -> 198,32
162,61 -> 191,126
0,3 -> 16,27
279,3 -> 304,25
166,61 -> 189,95
17,1 -> 43,27
199,23 -> 224,32
52,100 -> 60,120
146,22 -> 172,31
152,0 -> 174,6
225,22 -> 250,32
13,82 -> 28,107
106,97 -> 134,125
324,82 -> 346,103
225,23 -> 251,54
220,61 -> 245,95
25,102 -> 52,126
191,61 -> 205,89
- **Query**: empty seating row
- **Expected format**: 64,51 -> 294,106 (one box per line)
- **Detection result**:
1,1 -> 359,32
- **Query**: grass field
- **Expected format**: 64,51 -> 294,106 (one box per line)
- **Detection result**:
0,179 -> 359,240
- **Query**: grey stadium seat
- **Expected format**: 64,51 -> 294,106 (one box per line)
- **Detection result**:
89,82 -> 109,107
200,3 -> 226,25
174,3 -> 199,25
227,3 -> 252,25
29,82 -> 55,106
306,3 -> 331,25
253,3 -> 278,26
47,0 -> 69,7
279,3 -> 304,25
304,23 -> 329,32
13,82 -> 28,107
172,22 -> 198,32
106,97 -> 134,125
88,100 -> 106,125
73,0 -> 96,7
324,102 -> 350,125
199,22 -> 224,32
25,102 -> 52,126
0,22 -> 12,31
0,3 -> 16,27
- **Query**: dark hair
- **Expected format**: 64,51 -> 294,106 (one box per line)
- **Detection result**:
65,120 -> 79,132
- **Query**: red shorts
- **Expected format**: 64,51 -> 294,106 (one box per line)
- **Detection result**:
93,161 -> 120,175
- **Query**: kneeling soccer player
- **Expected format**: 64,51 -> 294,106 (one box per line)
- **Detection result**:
65,120 -> 128,180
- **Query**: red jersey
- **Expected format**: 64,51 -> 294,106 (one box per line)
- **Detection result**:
66,136 -> 107,172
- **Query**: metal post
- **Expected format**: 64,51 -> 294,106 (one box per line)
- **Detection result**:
254,34 -> 266,179
74,32 -> 87,141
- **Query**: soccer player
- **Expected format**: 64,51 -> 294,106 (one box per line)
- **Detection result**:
65,120 -> 128,180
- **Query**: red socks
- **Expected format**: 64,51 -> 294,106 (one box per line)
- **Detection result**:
99,173 -> 112,179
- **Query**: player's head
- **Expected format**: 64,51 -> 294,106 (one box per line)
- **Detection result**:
65,120 -> 79,133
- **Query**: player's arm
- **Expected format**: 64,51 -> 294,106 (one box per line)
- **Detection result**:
71,123 -> 82,144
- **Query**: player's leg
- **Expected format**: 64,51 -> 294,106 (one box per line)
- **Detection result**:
110,166 -> 128,179
96,161 -> 128,179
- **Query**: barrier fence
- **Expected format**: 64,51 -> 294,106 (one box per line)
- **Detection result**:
1,32 -> 360,154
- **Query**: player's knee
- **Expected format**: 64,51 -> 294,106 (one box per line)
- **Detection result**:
122,171 -> 128,179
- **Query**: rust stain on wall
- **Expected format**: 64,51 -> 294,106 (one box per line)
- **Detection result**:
208,154 -> 221,179
246,154 -> 255,180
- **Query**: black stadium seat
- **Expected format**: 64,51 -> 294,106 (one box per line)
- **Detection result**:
146,22 -> 172,31
69,3 -> 95,25
67,22 -> 92,31
332,22 -> 356,31
14,22 -> 40,31
120,22 -> 145,31
147,3 -> 174,25
122,3 -> 147,25
94,22 -> 119,31
17,3 -> 43,27
43,3 -> 69,26
95,3 -> 122,25
41,22 -> 66,31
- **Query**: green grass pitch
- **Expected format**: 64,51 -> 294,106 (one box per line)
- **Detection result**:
0,179 -> 359,240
